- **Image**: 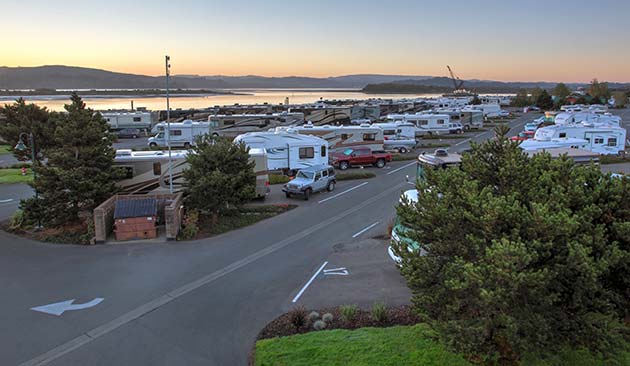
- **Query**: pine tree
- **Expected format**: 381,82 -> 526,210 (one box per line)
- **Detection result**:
551,83 -> 571,99
535,89 -> 553,110
0,98 -> 54,161
183,135 -> 255,215
21,93 -> 120,227
395,126 -> 630,365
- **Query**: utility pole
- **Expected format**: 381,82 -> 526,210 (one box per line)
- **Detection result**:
165,55 -> 173,193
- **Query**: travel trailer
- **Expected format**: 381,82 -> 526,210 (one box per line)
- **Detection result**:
425,97 -> 472,109
481,95 -> 512,106
207,112 -> 304,138
113,149 -> 270,197
280,124 -> 385,152
234,131 -> 329,173
386,113 -> 452,136
102,112 -> 152,131
520,122 -> 626,155
148,120 -> 211,148
288,103 -> 352,125
463,103 -> 501,117
371,122 -> 417,139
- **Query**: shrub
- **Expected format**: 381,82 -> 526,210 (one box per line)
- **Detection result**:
322,313 -> 334,323
308,311 -> 320,322
8,209 -> 26,230
269,174 -> 290,185
313,320 -> 327,331
178,210 -> 200,240
288,306 -> 307,329
340,305 -> 358,323
371,302 -> 387,323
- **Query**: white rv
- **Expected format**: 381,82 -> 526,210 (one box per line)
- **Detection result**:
371,122 -> 416,139
520,122 -> 626,155
433,108 -> 484,130
288,103 -> 352,125
553,112 -> 621,126
280,124 -> 384,152
148,120 -> 211,148
386,113 -> 452,136
234,131 -> 328,173
207,112 -> 304,138
102,112 -> 152,131
113,149 -> 269,197
463,103 -> 502,117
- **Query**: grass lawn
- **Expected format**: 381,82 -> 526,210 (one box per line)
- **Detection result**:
0,145 -> 11,155
0,169 -> 33,184
255,324 -> 630,366
193,204 -> 295,239
255,324 -> 470,366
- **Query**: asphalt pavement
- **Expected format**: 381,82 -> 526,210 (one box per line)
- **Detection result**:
0,112 -> 557,366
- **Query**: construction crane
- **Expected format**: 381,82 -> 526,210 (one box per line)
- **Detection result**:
447,65 -> 465,91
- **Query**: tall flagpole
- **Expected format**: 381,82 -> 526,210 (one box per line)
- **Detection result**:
165,55 -> 173,193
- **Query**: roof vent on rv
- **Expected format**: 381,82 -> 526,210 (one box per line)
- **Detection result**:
434,149 -> 449,157
115,149 -> 133,156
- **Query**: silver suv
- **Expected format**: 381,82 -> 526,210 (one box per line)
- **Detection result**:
282,165 -> 336,200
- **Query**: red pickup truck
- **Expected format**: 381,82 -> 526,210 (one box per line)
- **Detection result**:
331,148 -> 393,170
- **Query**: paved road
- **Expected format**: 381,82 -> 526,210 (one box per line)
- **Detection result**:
0,112 -> 541,366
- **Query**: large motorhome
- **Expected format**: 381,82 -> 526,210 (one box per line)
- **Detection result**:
386,113 -> 452,136
462,103 -> 501,117
520,122 -> 626,155
433,109 -> 483,130
371,122 -> 416,139
102,112 -> 152,131
280,124 -> 385,152
148,120 -> 211,148
288,103 -> 352,125
113,149 -> 270,197
234,131 -> 328,173
207,112 -> 304,138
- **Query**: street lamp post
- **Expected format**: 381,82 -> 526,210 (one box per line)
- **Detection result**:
165,55 -> 173,193
15,131 -> 41,228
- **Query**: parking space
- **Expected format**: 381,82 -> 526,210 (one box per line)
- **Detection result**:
290,238 -> 412,309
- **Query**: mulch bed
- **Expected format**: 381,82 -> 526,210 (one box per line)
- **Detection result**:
257,305 -> 421,340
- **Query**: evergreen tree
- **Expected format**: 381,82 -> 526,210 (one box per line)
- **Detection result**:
21,93 -> 120,227
511,90 -> 530,108
535,89 -> 553,110
471,95 -> 482,105
551,83 -> 571,99
588,78 -> 611,101
0,98 -> 55,161
395,126 -> 630,365
183,135 -> 255,215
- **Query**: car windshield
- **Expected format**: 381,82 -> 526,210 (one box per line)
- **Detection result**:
343,149 -> 354,156
297,171 -> 314,179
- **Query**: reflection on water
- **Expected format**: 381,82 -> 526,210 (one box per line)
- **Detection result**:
0,90 -> 445,111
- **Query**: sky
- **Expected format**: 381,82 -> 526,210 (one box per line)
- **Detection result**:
2,0 -> 630,82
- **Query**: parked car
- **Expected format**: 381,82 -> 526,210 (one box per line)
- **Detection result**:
527,106 -> 541,112
282,165 -> 336,200
524,123 -> 539,132
331,148 -> 392,170
510,131 -> 535,142
448,122 -> 464,134
117,128 -> 141,139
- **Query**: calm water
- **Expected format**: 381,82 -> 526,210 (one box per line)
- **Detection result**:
0,89 -> 445,111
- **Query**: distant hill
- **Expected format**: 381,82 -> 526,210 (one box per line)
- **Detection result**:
363,77 -> 630,94
0,66 -> 432,90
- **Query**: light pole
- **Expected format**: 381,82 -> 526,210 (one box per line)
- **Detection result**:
15,131 -> 41,228
165,55 -> 173,193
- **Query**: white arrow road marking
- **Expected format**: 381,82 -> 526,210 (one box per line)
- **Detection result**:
323,267 -> 349,276
31,298 -> 104,316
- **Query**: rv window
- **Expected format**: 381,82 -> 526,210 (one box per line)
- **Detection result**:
383,129 -> 396,135
559,133 -> 567,138
363,133 -> 376,141
320,146 -> 326,157
171,130 -> 182,136
153,162 -> 161,175
224,120 -> 235,126
418,120 -> 428,126
299,147 -> 314,159
608,138 -> 617,146
594,138 -> 604,144
341,134 -> 349,140
437,119 -> 445,125
133,117 -> 142,122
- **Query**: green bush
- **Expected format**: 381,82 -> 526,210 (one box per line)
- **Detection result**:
178,210 -> 200,240
288,306 -> 308,329
336,171 -> 376,181
340,304 -> 358,323
600,154 -> 630,165
313,320 -> 327,331
269,174 -> 290,185
9,210 -> 26,230
392,154 -> 417,162
371,302 -> 387,323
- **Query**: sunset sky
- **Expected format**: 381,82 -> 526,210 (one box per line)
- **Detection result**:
3,0 -> 630,82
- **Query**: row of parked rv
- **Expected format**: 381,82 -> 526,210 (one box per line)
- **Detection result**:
514,109 -> 626,155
